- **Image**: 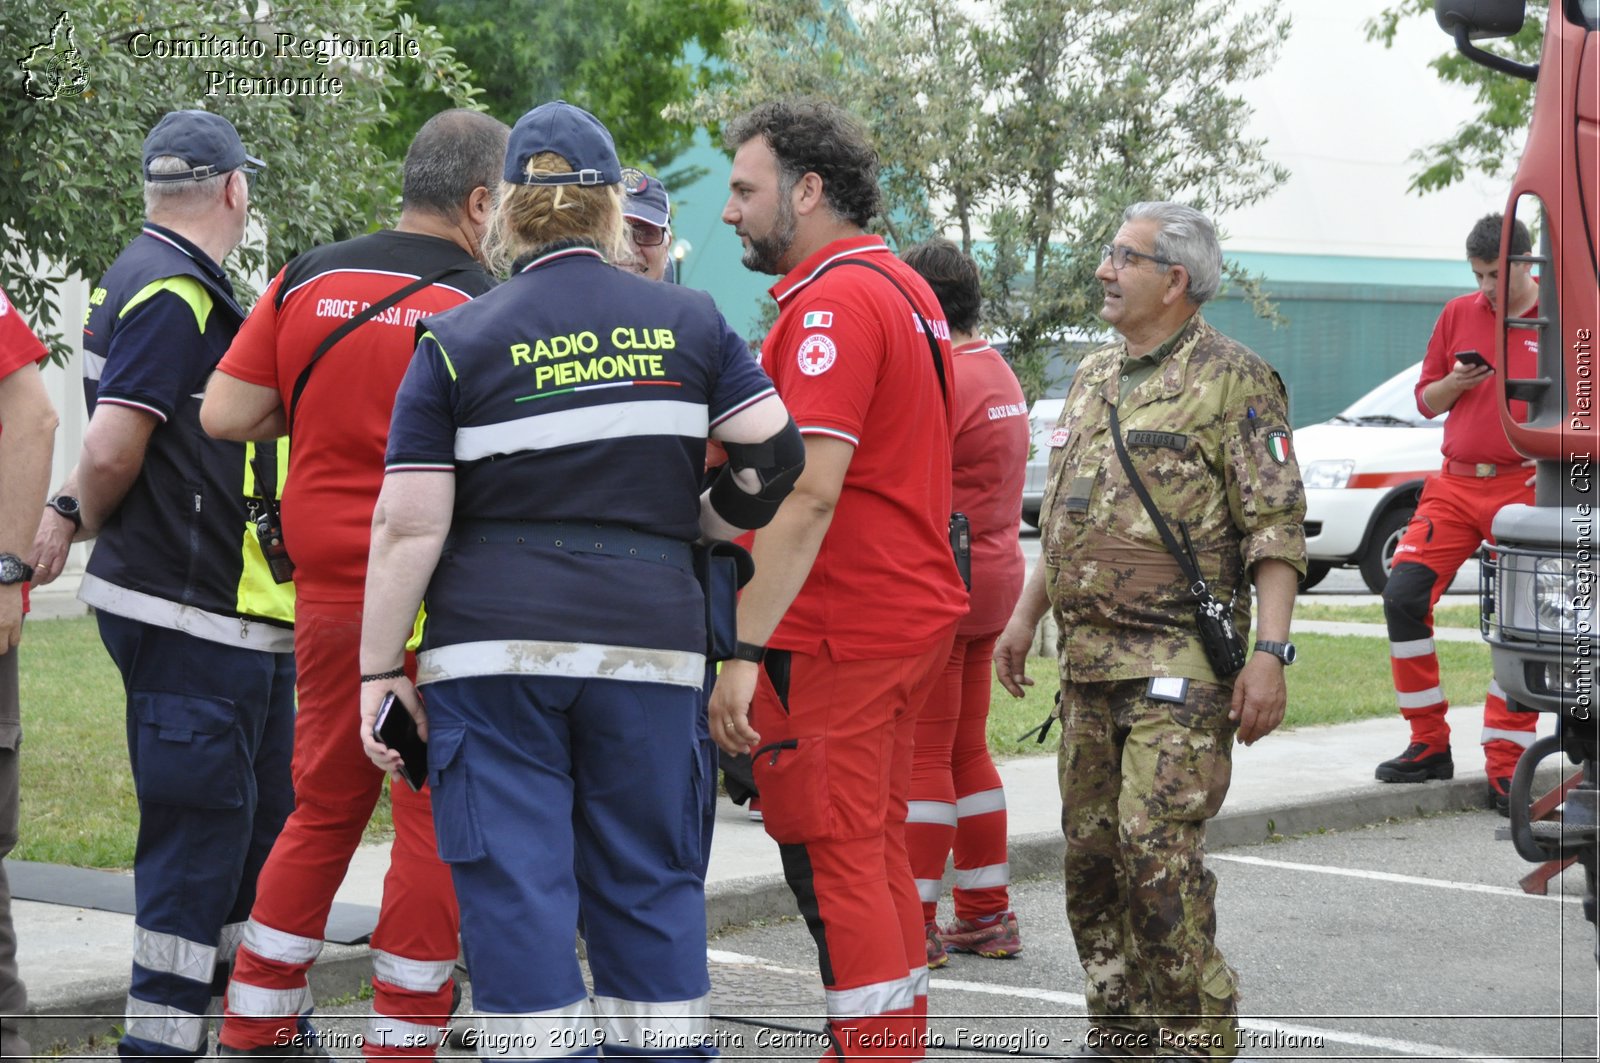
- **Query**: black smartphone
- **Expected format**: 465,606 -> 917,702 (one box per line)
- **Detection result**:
375,689 -> 428,792
1455,349 -> 1492,370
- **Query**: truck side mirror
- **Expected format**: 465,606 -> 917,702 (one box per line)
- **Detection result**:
1434,0 -> 1526,41
1435,0 -> 1537,81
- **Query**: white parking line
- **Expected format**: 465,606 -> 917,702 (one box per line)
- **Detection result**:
1211,852 -> 1583,904
707,949 -> 1522,1059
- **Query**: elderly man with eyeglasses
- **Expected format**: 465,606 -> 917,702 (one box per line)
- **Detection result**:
994,202 -> 1307,1060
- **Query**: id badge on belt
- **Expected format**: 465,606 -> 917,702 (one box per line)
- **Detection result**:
1147,677 -> 1189,704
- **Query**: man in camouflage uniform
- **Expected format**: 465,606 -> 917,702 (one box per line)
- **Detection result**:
995,202 -> 1306,1059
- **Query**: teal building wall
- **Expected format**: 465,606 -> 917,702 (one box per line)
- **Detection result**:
1208,252 -> 1469,427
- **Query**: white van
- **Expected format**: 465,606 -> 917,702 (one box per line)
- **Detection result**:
1294,361 -> 1443,592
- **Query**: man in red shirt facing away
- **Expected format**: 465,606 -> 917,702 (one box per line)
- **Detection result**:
1378,213 -> 1540,813
0,287 -> 57,1063
199,109 -> 508,1059
710,99 -> 968,1061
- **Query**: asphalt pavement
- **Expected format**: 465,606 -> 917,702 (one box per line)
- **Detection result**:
14,564 -> 1592,1060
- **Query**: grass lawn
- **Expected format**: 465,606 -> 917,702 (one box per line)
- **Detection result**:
16,605 -> 1493,869
15,615 -> 391,870
1295,600 -> 1481,629
990,630 -> 1493,755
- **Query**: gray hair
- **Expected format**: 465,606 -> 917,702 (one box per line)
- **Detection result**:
1124,201 -> 1223,305
143,156 -> 230,218
403,109 -> 510,219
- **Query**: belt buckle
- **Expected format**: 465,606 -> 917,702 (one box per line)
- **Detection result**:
1475,463 -> 1496,477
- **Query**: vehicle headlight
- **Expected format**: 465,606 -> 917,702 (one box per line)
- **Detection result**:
1531,557 -> 1587,634
1302,459 -> 1355,490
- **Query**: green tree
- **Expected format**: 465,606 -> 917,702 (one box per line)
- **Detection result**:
685,0 -> 1289,399
0,0 -> 478,360
380,0 -> 744,176
1367,0 -> 1546,193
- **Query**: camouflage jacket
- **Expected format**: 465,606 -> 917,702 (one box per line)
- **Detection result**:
1041,315 -> 1307,684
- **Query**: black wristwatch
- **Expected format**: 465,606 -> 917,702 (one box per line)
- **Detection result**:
731,641 -> 767,664
47,494 -> 82,530
1254,640 -> 1297,666
0,553 -> 34,586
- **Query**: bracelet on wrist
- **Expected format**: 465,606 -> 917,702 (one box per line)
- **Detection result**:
360,668 -> 406,683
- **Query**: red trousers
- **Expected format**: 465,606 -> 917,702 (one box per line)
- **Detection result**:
1384,470 -> 1537,778
907,631 -> 1010,923
752,630 -> 955,1061
219,599 -> 459,1059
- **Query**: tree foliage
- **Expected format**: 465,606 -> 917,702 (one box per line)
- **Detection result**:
1367,0 -> 1545,194
380,0 -> 744,177
0,0 -> 478,360
684,0 -> 1289,399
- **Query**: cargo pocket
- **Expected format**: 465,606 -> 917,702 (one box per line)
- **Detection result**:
673,747 -> 707,872
1198,955 -> 1243,1056
750,738 -> 830,842
129,693 -> 245,809
427,727 -> 486,863
1165,681 -> 1233,731
1153,688 -> 1234,821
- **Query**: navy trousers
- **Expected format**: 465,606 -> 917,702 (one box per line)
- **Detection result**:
97,612 -> 296,1059
424,674 -> 717,1061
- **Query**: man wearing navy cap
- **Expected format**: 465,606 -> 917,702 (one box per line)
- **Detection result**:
622,167 -> 673,281
30,110 -> 299,1061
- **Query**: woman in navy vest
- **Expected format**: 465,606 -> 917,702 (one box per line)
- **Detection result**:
356,101 -> 797,1061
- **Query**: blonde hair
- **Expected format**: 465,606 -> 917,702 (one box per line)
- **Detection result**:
483,152 -> 626,274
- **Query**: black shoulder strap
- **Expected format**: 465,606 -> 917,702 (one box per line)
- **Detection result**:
250,264 -> 464,505
1108,402 -> 1208,597
808,257 -> 949,410
286,265 -> 462,434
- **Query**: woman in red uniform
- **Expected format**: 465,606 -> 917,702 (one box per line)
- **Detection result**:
901,240 -> 1030,966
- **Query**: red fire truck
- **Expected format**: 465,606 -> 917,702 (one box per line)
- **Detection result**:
1434,0 -> 1598,954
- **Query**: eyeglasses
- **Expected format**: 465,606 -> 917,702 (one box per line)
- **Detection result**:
1101,244 -> 1175,271
629,221 -> 668,247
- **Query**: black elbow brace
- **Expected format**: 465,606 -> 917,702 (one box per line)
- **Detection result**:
710,416 -> 806,529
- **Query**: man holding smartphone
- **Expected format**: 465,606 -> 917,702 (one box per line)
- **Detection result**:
1377,213 -> 1541,813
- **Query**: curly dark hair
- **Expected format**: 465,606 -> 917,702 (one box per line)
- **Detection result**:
724,98 -> 881,228
902,238 -> 981,335
1466,212 -> 1532,261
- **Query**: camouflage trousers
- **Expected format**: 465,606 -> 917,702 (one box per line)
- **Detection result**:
1057,677 -> 1241,1058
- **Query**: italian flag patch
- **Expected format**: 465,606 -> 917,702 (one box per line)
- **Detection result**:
1265,428 -> 1290,465
803,310 -> 834,328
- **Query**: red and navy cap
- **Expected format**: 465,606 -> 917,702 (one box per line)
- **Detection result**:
622,167 -> 671,228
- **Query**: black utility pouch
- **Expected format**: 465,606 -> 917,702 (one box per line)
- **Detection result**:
949,511 -> 972,590
1194,592 -> 1246,678
254,501 -> 295,585
695,540 -> 755,661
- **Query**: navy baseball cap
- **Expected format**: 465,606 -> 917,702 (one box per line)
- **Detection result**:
142,110 -> 263,183
503,101 -> 622,187
622,167 -> 670,228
